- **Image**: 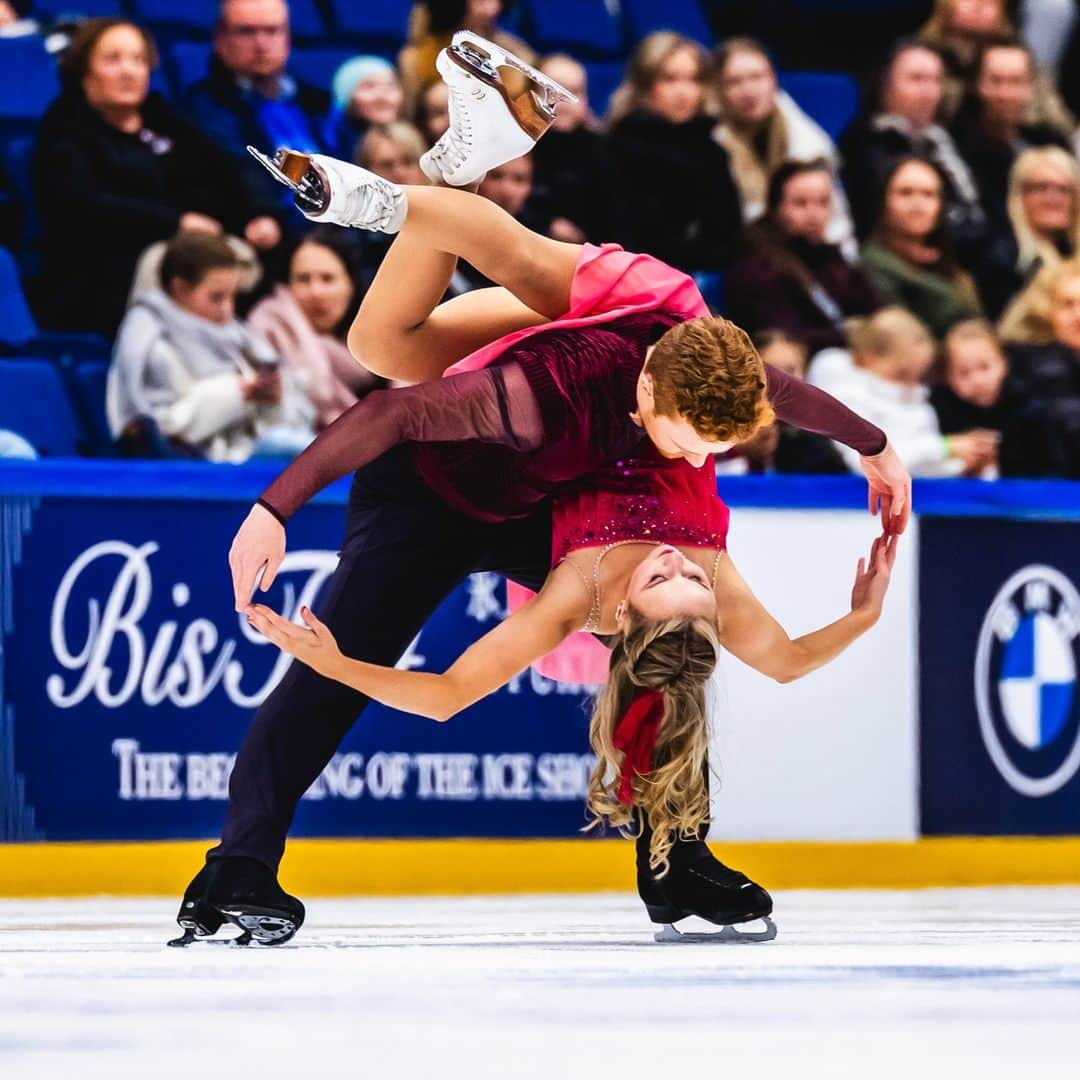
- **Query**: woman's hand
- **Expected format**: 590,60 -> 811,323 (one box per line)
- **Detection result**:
179,211 -> 223,235
247,604 -> 344,682
850,533 -> 899,623
245,215 -> 282,250
242,368 -> 283,406
228,503 -> 286,612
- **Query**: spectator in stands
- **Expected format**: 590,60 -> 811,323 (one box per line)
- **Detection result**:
108,231 -> 315,462
841,39 -> 984,243
722,331 -> 847,475
413,79 -> 450,146
356,122 -> 428,185
324,56 -> 405,161
398,1 -> 534,112
182,0 -> 328,220
606,32 -> 742,274
809,307 -> 997,476
992,145 -> 1080,329
951,40 -> 1071,236
248,229 -> 380,429
32,18 -> 269,338
712,36 -> 854,252
526,55 -> 620,245
725,160 -> 881,353
919,0 -> 1074,133
931,317 -> 1064,475
861,157 -> 981,339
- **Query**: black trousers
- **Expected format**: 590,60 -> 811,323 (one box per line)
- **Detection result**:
209,447 -> 552,870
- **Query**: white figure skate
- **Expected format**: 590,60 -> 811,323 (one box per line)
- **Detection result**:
247,146 -> 408,233
420,30 -> 577,187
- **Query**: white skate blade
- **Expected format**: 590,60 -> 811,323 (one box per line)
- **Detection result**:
449,31 -> 578,107
654,916 -> 778,944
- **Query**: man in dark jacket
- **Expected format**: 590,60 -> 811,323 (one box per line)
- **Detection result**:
182,0 -> 329,229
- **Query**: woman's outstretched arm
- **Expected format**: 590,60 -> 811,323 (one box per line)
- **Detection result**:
246,568 -> 584,721
714,534 -> 898,684
350,184 -> 581,383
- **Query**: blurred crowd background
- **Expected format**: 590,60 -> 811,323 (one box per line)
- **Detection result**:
1,0 -> 1079,480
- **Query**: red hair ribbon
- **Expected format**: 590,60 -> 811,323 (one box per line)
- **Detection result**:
612,690 -> 664,806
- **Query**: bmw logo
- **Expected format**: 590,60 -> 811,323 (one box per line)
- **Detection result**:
974,565 -> 1080,797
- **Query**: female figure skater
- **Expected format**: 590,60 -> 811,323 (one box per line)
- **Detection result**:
173,33 -> 907,948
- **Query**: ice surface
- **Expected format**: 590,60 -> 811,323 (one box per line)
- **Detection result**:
1,888 -> 1079,1079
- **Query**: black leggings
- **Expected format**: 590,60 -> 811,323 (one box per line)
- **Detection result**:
209,447 -> 551,870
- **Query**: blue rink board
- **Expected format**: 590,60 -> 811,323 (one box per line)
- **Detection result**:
1,462 -> 1078,842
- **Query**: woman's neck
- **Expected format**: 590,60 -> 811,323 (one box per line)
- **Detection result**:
884,228 -> 942,265
96,103 -> 142,134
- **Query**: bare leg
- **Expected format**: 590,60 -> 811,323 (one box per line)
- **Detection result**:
349,185 -> 581,383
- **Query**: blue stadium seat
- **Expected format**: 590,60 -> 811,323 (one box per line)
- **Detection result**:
0,247 -> 37,350
0,38 -> 60,121
582,61 -> 625,120
33,0 -> 125,17
0,137 -> 39,268
621,0 -> 713,46
0,358 -> 84,457
130,0 -> 218,33
289,48 -> 368,94
524,0 -> 622,57
70,360 -> 112,453
778,70 -> 860,143
324,0 -> 411,48
288,0 -> 327,41
167,41 -> 212,92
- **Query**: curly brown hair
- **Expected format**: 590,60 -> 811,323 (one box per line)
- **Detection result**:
646,316 -> 775,443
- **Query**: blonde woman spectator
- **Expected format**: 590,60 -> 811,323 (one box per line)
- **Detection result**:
995,146 -> 1080,331
809,307 -> 997,476
356,122 -> 428,185
108,232 -> 315,462
861,156 -> 981,338
919,0 -> 1074,133
606,32 -> 742,272
248,229 -> 381,429
713,37 -> 854,252
398,0 -> 534,112
1004,258 -> 1080,389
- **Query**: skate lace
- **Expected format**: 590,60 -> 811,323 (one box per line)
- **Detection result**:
433,85 -> 474,171
341,174 -> 399,233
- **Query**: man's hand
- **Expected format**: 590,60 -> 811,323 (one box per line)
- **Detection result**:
859,440 -> 912,535
229,503 -> 286,612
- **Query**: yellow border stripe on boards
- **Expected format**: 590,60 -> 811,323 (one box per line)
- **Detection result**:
1,837 -> 1079,898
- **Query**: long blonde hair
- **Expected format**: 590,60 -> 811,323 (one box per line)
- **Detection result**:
607,31 -> 710,127
586,612 -> 720,877
999,256 -> 1080,344
1007,146 -> 1080,275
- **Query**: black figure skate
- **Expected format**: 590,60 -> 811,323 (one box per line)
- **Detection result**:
637,822 -> 777,944
168,856 -> 306,948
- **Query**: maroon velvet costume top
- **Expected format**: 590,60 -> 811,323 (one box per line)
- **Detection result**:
256,312 -> 886,526
550,441 -> 731,567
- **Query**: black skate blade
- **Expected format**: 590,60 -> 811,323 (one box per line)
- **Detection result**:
219,906 -> 300,946
654,916 -> 778,944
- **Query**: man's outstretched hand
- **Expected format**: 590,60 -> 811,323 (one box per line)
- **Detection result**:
229,503 -> 286,612
859,441 -> 912,536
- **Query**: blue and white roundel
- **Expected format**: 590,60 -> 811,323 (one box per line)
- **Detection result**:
998,612 -> 1075,750
975,565 -> 1080,798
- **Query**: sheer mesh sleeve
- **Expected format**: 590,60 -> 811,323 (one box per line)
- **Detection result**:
765,364 -> 887,457
257,363 -> 543,523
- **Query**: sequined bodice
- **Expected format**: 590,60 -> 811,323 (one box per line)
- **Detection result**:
550,443 -> 730,567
